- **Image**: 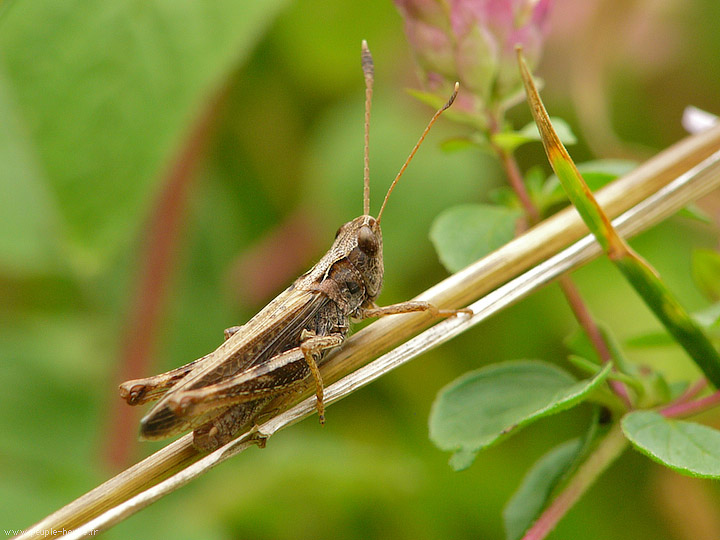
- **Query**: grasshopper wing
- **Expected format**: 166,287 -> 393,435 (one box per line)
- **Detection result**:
139,287 -> 332,440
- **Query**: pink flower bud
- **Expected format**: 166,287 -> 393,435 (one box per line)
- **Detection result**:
396,0 -> 552,120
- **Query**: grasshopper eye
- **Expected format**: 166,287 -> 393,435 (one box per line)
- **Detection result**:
357,225 -> 378,255
346,280 -> 361,294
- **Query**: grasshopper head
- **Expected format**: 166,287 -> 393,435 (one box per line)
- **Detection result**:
334,214 -> 384,300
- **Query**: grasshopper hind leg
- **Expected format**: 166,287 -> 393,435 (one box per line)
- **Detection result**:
120,326 -> 242,406
120,354 -> 209,406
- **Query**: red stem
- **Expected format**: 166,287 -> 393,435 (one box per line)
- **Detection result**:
492,142 -> 631,406
557,275 -> 631,407
495,144 -> 540,223
101,98 -> 217,469
674,377 -> 708,403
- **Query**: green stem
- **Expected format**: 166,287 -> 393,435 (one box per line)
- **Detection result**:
517,47 -> 720,390
615,253 -> 720,388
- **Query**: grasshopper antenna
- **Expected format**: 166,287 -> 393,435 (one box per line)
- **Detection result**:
361,39 -> 374,216
376,81 -> 459,224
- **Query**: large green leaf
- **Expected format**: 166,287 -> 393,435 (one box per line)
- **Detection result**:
0,69 -> 59,274
430,204 -> 521,273
0,0 -> 288,273
429,360 -> 611,470
622,410 -> 720,478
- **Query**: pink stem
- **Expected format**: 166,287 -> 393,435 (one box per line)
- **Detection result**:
522,422 -> 628,540
661,389 -> 720,419
492,143 -> 631,407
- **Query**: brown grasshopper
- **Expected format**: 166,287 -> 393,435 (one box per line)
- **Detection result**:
119,41 -> 463,451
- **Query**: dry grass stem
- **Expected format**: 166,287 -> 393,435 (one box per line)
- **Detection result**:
18,125 -> 720,540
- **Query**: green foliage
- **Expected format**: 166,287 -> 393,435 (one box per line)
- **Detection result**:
522,56 -> 720,388
622,411 -> 720,478
426,21 -> 720,540
486,159 -> 634,223
692,248 -> 720,301
429,361 -> 611,470
615,252 -> 720,387
0,0 -> 289,274
625,302 -> 720,350
0,69 -> 58,274
491,117 -> 577,154
429,204 -> 521,272
406,88 -> 488,131
3,1 -> 720,539
503,438 -> 584,540
0,1 -> 505,538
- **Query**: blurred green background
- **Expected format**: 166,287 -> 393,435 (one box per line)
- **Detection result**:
2,0 -> 720,538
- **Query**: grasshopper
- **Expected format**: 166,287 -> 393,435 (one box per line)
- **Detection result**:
119,41 -> 463,451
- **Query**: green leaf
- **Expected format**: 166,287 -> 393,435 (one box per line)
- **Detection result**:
564,328 -> 602,365
622,411 -> 720,478
430,204 -> 522,273
439,135 -> 489,153
503,438 -> 584,540
429,360 -> 611,470
0,0 -> 288,272
668,381 -> 691,400
488,186 -> 520,209
492,117 -> 577,153
695,302 -> 720,327
406,87 -> 486,130
524,166 -> 546,196
564,323 -> 632,374
518,117 -> 577,145
679,204 -> 713,224
490,131 -> 531,153
625,331 -> 675,348
545,159 -> 636,190
566,354 -> 602,375
692,249 -> 720,301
